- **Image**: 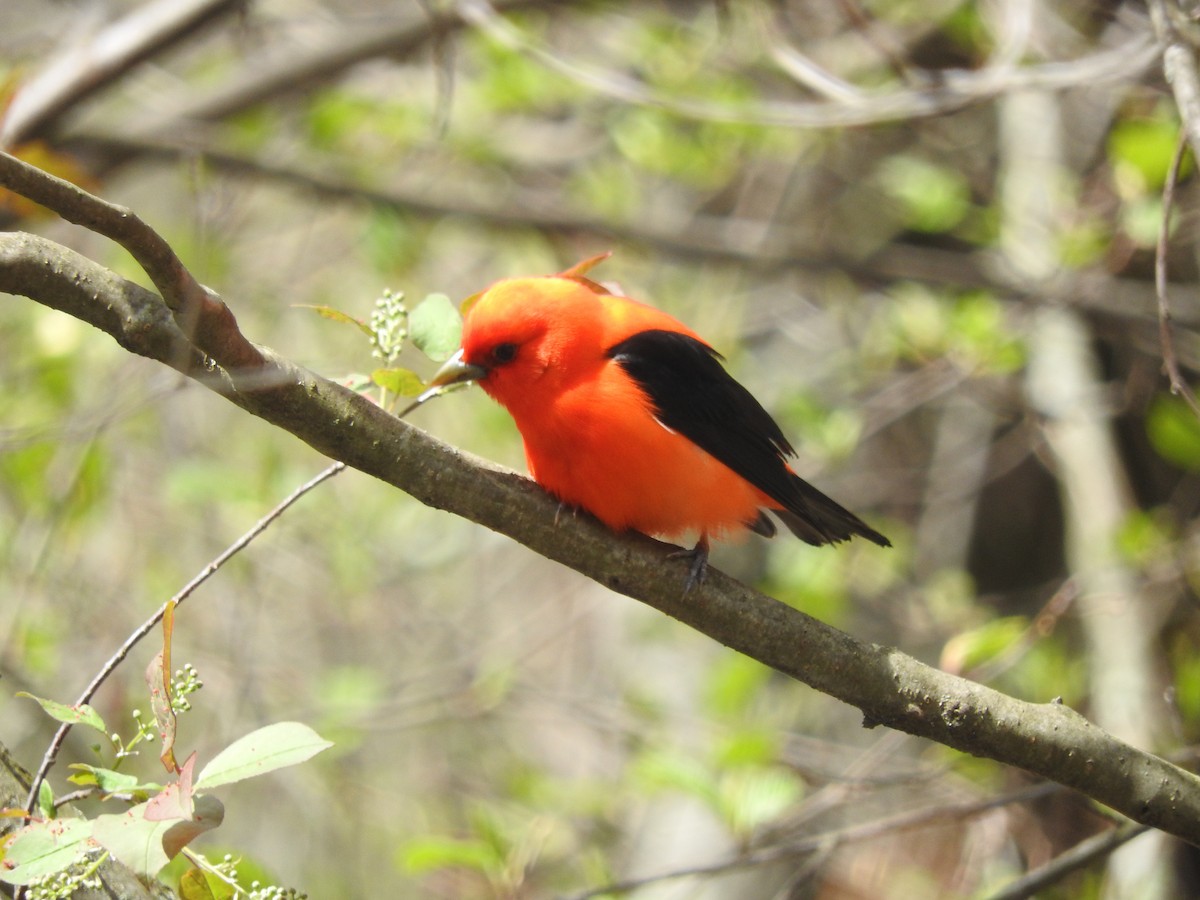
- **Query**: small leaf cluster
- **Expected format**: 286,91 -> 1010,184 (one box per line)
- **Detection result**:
303,289 -> 462,410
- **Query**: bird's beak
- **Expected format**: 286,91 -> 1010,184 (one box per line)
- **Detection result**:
429,349 -> 488,387
395,349 -> 487,419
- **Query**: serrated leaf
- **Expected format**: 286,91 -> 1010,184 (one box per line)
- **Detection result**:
16,692 -> 106,734
194,722 -> 332,789
296,305 -> 374,338
371,367 -> 425,397
0,819 -> 93,885
409,294 -> 463,362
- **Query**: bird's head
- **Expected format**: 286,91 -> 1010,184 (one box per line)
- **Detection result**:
428,276 -> 606,410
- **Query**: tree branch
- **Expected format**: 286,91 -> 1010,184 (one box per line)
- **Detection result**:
3,227 -> 1200,848
0,0 -> 245,147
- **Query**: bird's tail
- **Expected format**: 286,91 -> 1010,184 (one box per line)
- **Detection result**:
774,475 -> 890,548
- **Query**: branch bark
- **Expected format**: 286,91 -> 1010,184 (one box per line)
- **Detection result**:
3,226 -> 1200,848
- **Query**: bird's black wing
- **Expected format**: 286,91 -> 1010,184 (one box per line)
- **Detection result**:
607,329 -> 889,547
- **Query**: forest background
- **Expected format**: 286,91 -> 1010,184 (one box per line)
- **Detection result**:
3,1 -> 1200,898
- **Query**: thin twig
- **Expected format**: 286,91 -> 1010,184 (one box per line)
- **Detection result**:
563,782 -> 1061,900
457,0 -> 1157,128
1155,130 -> 1200,417
0,0 -> 244,146
983,821 -> 1151,900
22,461 -> 346,814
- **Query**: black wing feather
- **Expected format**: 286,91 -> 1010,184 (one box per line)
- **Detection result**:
607,330 -> 889,547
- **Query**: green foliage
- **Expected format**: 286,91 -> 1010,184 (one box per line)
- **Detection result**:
702,653 -> 773,718
312,664 -> 388,749
303,287 -> 464,411
1108,112 -> 1187,193
869,283 -> 1024,372
408,293 -> 462,361
940,616 -> 1029,674
876,155 -> 972,233
469,17 -> 583,112
305,90 -> 423,154
779,394 -> 865,463
1116,509 -> 1175,566
16,693 -> 106,733
1146,393 -> 1200,471
1,672 -> 331,893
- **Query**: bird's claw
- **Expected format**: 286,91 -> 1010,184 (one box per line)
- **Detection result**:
667,540 -> 709,595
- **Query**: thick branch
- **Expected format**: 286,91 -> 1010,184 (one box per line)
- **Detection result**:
0,150 -> 261,371
3,229 -> 1200,848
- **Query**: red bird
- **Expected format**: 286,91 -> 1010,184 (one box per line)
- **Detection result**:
430,258 -> 889,589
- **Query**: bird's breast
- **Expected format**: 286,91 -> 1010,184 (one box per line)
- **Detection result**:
508,362 -> 766,540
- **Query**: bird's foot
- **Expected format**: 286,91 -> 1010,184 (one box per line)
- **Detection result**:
667,538 -> 709,595
554,502 -> 580,527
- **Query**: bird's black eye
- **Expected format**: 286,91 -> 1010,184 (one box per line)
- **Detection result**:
491,342 -> 518,365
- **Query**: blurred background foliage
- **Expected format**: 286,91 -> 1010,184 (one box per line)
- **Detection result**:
2,0 -> 1200,897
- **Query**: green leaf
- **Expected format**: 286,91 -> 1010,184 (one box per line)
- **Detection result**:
703,654 -> 771,718
179,866 -> 219,900
1147,394 -> 1200,471
91,801 -> 173,878
67,765 -> 157,796
0,819 -> 93,885
296,305 -> 374,338
1109,116 -> 1188,193
194,722 -> 332,789
713,729 -> 779,768
91,792 -> 224,879
17,692 -> 106,734
37,780 -> 54,821
371,367 -> 425,397
398,836 -> 501,875
940,616 -> 1029,674
717,767 -> 804,836
409,294 -> 463,362
631,749 -> 716,805
876,155 -> 971,233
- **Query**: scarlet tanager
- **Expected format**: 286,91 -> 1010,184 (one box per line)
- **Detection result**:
428,258 -> 889,590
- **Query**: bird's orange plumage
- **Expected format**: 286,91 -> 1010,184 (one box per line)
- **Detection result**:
461,275 -> 771,541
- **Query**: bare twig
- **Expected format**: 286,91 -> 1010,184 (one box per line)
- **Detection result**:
565,782 -> 1062,900
457,0 -> 1157,128
984,821 -> 1151,900
22,461 -> 345,814
0,0 -> 245,146
1155,130 -> 1200,416
1151,0 -> 1200,167
116,0 -> 553,139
